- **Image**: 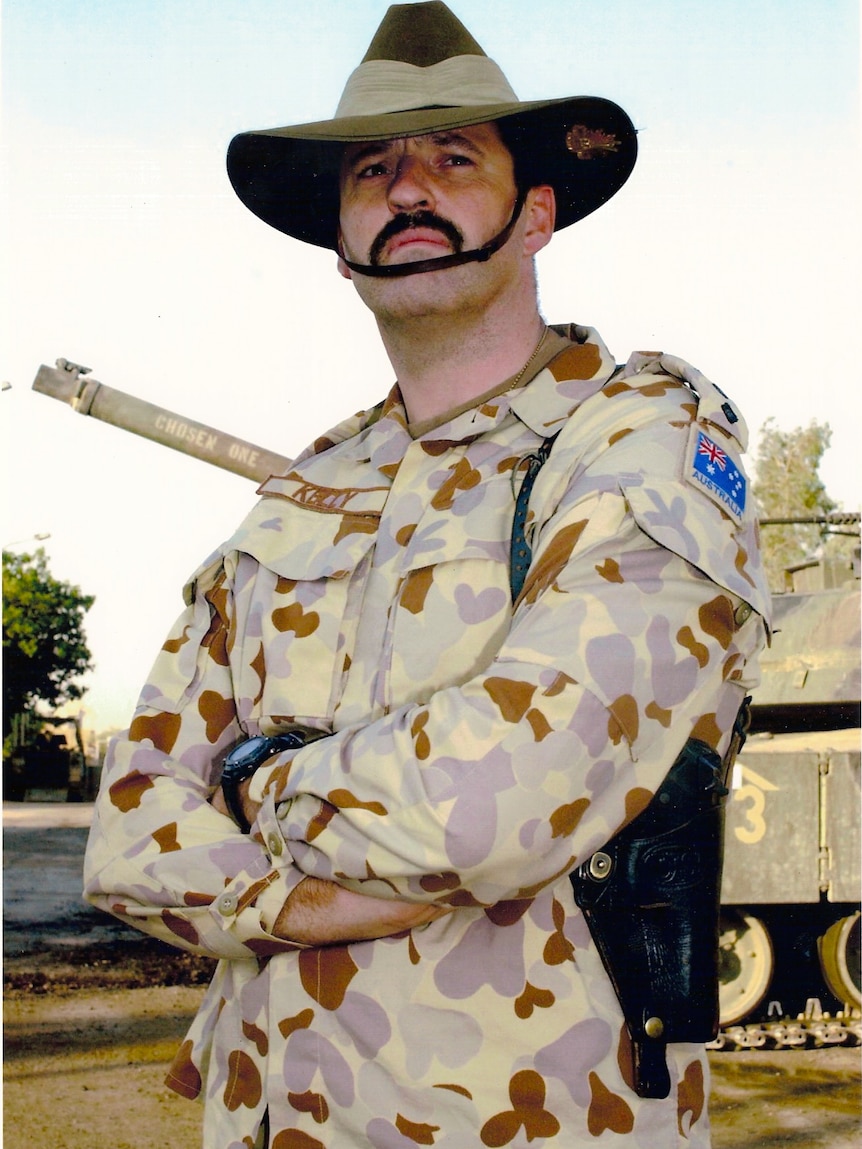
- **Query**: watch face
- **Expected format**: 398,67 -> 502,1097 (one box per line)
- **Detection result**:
224,731 -> 309,779
224,735 -> 272,774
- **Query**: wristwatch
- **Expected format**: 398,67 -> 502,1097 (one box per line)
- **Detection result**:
220,729 -> 313,833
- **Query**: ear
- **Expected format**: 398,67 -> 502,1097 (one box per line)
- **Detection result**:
522,186 -> 556,257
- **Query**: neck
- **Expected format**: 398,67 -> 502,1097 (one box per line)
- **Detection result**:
379,302 -> 548,425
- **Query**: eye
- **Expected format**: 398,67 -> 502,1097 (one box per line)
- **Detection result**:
441,153 -> 474,167
356,161 -> 390,180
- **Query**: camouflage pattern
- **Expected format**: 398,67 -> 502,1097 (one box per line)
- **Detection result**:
84,325 -> 771,1148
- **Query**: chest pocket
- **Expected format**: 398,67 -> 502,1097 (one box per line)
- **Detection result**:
386,476 -> 514,708
233,500 -> 380,726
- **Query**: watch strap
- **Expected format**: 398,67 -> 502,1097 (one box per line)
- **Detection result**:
223,776 -> 254,834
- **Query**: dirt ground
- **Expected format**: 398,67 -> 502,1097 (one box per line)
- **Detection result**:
4,982 -> 205,1149
3,806 -> 861,1148
3,939 -> 212,1149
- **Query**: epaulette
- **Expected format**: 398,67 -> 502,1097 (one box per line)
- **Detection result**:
622,350 -> 748,451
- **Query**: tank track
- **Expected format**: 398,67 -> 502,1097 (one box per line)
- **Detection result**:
708,1001 -> 862,1051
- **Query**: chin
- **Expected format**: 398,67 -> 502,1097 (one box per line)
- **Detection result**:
358,279 -> 467,325
352,259 -> 511,325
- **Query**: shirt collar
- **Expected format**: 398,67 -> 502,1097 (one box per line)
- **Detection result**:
263,324 -> 619,494
509,324 -> 618,437
389,324 -> 619,447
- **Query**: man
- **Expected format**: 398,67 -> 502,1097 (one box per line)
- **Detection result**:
84,3 -> 771,1146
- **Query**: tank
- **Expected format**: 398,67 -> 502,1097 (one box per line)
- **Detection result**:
32,359 -> 862,1045
718,549 -> 861,1047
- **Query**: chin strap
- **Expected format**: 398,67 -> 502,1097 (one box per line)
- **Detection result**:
340,192 -> 526,278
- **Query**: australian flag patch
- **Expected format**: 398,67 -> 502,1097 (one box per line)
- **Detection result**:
687,427 -> 746,521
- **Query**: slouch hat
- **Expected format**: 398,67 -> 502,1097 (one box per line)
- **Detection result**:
227,1 -> 637,249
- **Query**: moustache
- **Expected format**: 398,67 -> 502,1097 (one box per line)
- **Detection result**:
369,211 -> 464,266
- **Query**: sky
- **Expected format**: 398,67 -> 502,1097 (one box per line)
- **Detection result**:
1,0 -> 860,737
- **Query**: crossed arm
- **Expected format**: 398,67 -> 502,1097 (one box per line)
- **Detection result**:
209,781 -> 448,944
84,449 -> 762,960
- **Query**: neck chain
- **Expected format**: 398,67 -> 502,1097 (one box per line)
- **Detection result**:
506,325 -> 551,394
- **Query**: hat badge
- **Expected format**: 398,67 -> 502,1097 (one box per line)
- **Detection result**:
565,125 -> 621,160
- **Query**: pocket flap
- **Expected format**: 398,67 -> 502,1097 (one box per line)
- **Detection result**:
225,485 -> 383,581
398,473 -> 514,574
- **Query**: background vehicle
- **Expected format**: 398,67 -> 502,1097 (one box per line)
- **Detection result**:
719,551 -> 860,1045
4,711 -> 100,802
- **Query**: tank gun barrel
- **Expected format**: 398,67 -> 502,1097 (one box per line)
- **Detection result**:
32,359 -> 292,483
759,513 -> 860,528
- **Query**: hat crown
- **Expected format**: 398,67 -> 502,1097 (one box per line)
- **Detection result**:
335,2 -> 517,119
362,2 -> 487,67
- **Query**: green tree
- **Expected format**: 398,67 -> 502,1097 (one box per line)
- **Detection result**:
2,548 -> 95,740
752,419 -> 855,588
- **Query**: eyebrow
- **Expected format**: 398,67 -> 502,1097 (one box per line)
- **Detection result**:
426,132 -> 485,155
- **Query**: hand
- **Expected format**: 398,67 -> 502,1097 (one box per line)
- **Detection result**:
273,876 -> 451,945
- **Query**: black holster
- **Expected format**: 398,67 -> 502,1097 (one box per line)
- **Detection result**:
570,708 -> 748,1099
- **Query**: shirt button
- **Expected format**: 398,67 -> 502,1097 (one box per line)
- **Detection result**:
267,832 -> 284,857
217,892 -> 239,916
734,602 -> 752,627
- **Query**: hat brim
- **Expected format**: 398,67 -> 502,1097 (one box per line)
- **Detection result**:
226,95 -> 637,250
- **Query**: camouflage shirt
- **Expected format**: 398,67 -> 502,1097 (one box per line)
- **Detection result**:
84,325 -> 771,1148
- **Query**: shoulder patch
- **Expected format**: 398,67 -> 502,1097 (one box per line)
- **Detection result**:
685,423 -> 747,524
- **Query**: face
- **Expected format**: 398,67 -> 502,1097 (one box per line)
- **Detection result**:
338,123 -> 519,272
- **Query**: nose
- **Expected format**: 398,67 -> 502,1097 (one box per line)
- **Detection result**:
386,154 -> 436,215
